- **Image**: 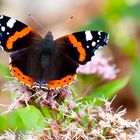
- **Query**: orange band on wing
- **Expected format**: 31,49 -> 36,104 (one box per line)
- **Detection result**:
67,34 -> 86,62
9,64 -> 34,86
9,64 -> 76,89
6,27 -> 32,49
47,74 -> 76,89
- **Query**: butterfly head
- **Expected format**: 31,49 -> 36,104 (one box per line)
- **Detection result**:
40,31 -> 55,53
44,31 -> 53,41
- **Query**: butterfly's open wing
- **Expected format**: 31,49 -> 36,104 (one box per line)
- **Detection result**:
44,31 -> 109,89
55,31 -> 109,65
0,15 -> 43,87
0,15 -> 42,52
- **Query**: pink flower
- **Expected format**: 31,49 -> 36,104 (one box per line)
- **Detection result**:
0,84 -> 71,114
77,52 -> 119,80
68,101 -> 76,109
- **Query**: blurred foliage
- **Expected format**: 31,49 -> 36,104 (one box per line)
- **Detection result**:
80,16 -> 109,32
77,77 -> 129,106
131,59 -> 140,103
91,77 -> 129,99
16,106 -> 46,129
0,106 -> 46,132
0,63 -> 10,76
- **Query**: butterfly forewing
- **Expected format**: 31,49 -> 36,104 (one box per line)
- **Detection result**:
0,15 -> 42,52
55,31 -> 109,64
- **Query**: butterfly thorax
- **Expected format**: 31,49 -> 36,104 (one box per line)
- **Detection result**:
35,32 -> 56,84
40,31 -> 55,52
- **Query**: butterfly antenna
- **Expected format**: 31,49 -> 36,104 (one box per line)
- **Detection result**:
51,15 -> 74,34
28,14 -> 46,32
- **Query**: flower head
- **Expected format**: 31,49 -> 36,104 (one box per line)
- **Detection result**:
1,82 -> 71,114
0,96 -> 139,139
77,52 -> 119,80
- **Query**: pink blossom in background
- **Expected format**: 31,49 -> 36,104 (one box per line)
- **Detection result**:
77,52 -> 119,80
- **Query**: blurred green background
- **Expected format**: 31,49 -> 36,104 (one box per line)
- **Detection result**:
0,0 -> 140,132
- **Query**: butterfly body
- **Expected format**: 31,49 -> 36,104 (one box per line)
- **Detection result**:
0,15 -> 109,89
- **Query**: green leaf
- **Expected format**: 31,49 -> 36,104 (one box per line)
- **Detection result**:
91,77 -> 129,99
77,78 -> 129,107
41,107 -> 51,118
16,105 -> 46,130
77,97 -> 105,107
8,111 -> 25,130
77,97 -> 95,104
0,116 -> 8,131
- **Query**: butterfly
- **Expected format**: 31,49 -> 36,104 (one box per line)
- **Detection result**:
0,15 -> 109,89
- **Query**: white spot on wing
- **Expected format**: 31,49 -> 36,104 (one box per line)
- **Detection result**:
86,45 -> 89,48
32,85 -> 40,88
9,57 -> 12,63
85,31 -> 93,41
7,18 -> 16,28
98,31 -> 101,35
14,77 -> 18,81
6,32 -> 9,35
0,15 -> 3,19
98,46 -> 102,49
106,34 -> 109,43
92,41 -> 96,47
0,46 -> 4,51
1,26 -> 5,32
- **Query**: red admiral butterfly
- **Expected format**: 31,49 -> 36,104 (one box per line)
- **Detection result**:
0,15 -> 109,89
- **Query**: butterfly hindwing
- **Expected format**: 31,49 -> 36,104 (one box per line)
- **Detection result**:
55,31 -> 109,65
